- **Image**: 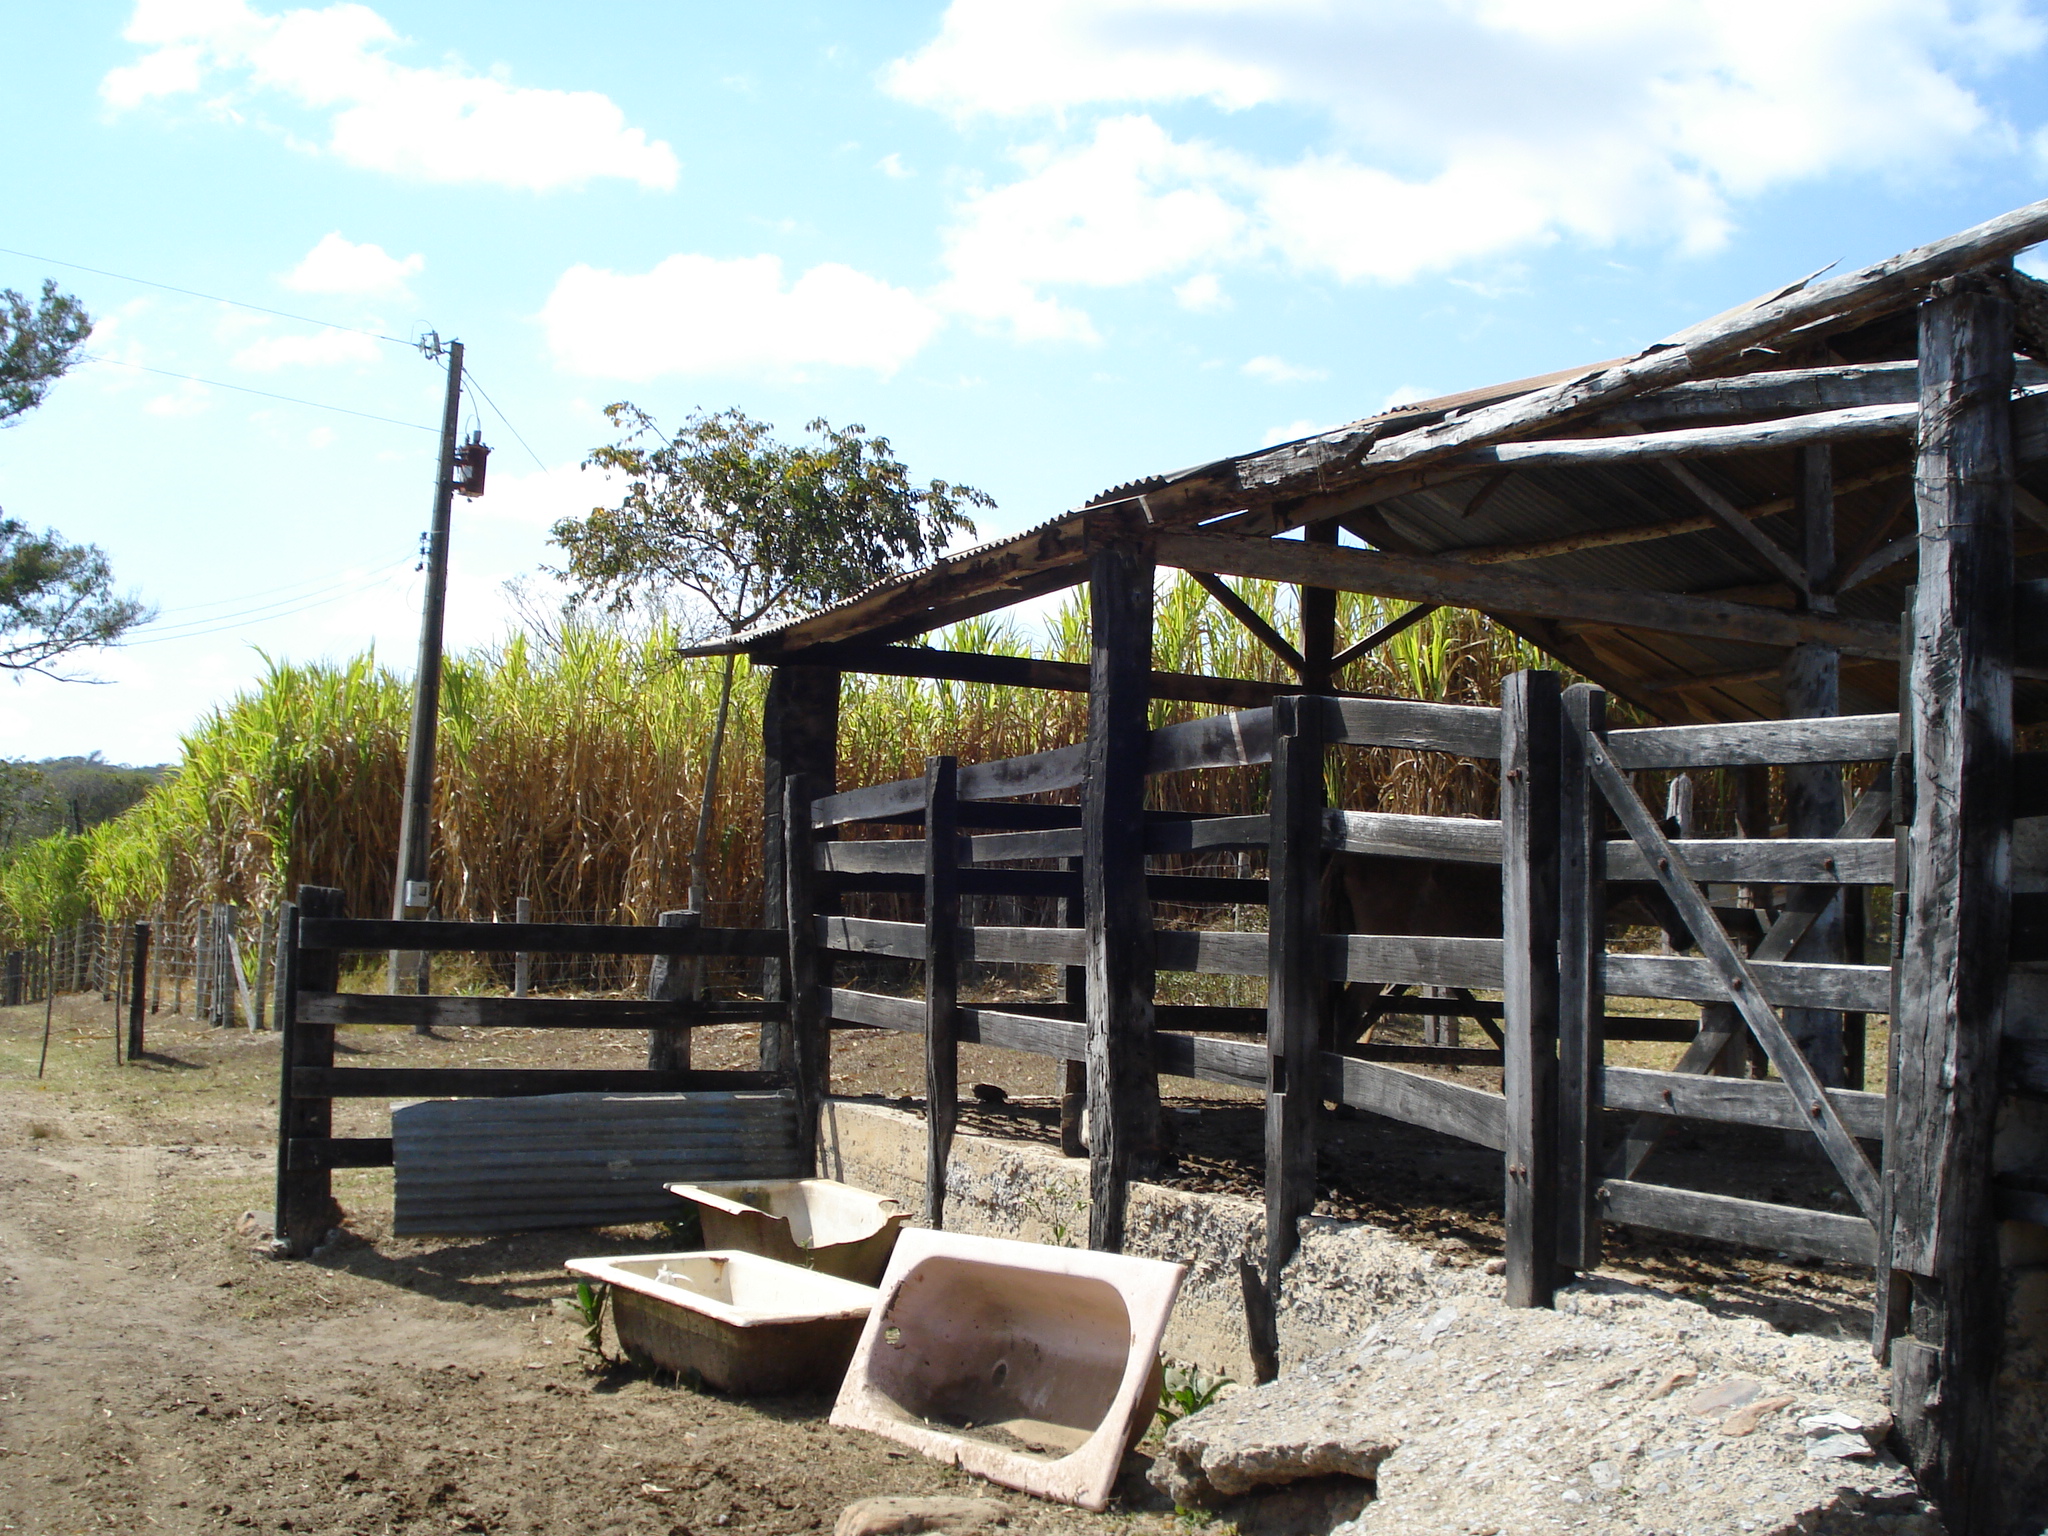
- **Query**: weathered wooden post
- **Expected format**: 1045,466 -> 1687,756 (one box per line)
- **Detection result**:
1501,670 -> 1563,1307
646,909 -> 699,1071
760,664 -> 839,1085
1264,692 -> 1325,1293
513,895 -> 532,997
275,886 -> 342,1257
4,949 -> 20,1008
1883,270 -> 2015,1531
1059,856 -> 1088,1159
125,922 -> 150,1061
1557,683 -> 1607,1273
1083,532 -> 1160,1253
924,757 -> 960,1225
782,774 -> 830,1168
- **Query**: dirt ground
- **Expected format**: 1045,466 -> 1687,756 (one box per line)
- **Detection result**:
0,987 -> 1874,1535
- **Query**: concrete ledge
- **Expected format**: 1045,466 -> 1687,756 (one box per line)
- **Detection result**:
817,1098 -> 1480,1382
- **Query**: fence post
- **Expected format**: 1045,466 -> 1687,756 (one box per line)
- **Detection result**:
783,774 -> 829,1168
760,665 -> 840,1078
1082,537 -> 1160,1254
1558,684 -> 1607,1273
647,909 -> 698,1071
276,887 -> 342,1256
1885,271 -> 2014,1530
513,896 -> 532,997
253,911 -> 271,1030
4,950 -> 20,1008
1059,857 -> 1088,1158
126,922 -> 150,1061
923,757 -> 960,1226
1501,670 -> 1563,1308
1264,693 -> 1325,1312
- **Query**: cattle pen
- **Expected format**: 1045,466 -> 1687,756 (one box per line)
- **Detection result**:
277,199 -> 2048,1532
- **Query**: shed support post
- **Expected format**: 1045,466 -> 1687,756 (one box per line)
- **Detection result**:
1084,539 -> 1160,1252
1265,692 -> 1326,1295
1558,683 -> 1607,1272
924,757 -> 960,1225
274,886 -> 341,1258
1501,670 -> 1563,1307
646,909 -> 698,1071
761,664 -> 838,1085
1885,271 -> 2014,1533
1297,520 -> 1339,694
1060,855 -> 1088,1159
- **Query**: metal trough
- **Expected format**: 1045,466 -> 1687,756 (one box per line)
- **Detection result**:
567,1250 -> 878,1396
830,1228 -> 1187,1511
666,1178 -> 909,1284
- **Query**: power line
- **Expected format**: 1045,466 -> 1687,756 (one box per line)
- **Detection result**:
119,564 -> 416,646
83,353 -> 437,433
134,558 -> 414,637
0,243 -> 414,346
462,367 -> 550,472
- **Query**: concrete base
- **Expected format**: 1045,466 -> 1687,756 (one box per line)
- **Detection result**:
817,1098 -> 1480,1384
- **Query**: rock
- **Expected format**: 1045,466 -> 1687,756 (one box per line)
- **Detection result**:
1149,1381 -> 1398,1506
1808,1433 -> 1879,1460
1681,1377 -> 1760,1416
832,1495 -> 1010,1536
1719,1394 -> 1795,1436
232,1210 -> 268,1238
1481,1258 -> 1506,1276
1646,1366 -> 1696,1399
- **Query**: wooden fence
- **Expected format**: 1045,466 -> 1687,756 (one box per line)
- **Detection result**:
269,888 -> 787,1255
785,676 -> 1899,1308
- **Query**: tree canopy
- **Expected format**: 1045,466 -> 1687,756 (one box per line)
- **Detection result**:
0,280 -> 151,675
551,404 -> 990,639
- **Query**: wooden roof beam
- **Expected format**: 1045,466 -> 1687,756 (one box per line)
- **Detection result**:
1154,529 -> 1900,658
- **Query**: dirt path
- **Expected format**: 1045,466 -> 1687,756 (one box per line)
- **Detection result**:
0,998 -> 1174,1536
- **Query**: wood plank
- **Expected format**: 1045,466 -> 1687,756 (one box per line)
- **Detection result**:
1558,684 -> 1608,1273
298,918 -> 781,957
793,641 -> 1281,709
958,813 -> 1270,865
1320,1052 -> 1507,1150
1265,694 -> 1326,1285
1596,361 -> 1923,422
924,757 -> 959,1227
828,988 -> 922,1031
1597,1180 -> 1878,1266
1157,531 -> 1900,659
296,993 -> 780,1030
286,1136 -> 393,1171
1579,727 -> 1883,1218
1887,277 -> 2016,1526
1148,708 -> 1276,775
1603,1065 -> 1886,1138
1329,603 -> 1439,671
1478,402 -> 1918,471
1322,933 -> 1506,991
1658,458 -> 1813,594
1084,540 -> 1162,1251
1605,837 -> 1893,885
1319,697 -> 1503,757
293,1067 -> 783,1097
1501,670 -> 1563,1308
1157,1031 -> 1267,1090
1603,714 -> 1897,769
1156,928 -> 1267,976
962,1007 -> 1088,1062
1323,810 -> 1502,862
1189,571 -> 1306,672
1348,1044 -> 1504,1066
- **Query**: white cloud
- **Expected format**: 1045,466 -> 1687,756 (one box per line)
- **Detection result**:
894,1 -> 2045,331
876,152 -> 912,179
284,231 -> 422,299
232,328 -> 382,370
541,253 -> 942,379
1173,273 -> 1228,312
1381,383 -> 1437,411
1259,417 -> 1335,447
145,379 -> 212,416
1242,354 -> 1326,384
105,0 -> 678,192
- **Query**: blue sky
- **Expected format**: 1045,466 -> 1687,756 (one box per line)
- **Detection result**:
4,0 -> 2047,763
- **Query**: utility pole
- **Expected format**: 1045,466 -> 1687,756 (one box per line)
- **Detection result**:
389,337 -> 465,1000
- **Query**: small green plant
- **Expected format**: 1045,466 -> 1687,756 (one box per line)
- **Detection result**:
1019,1182 -> 1086,1249
1156,1363 -> 1232,1432
571,1280 -> 610,1367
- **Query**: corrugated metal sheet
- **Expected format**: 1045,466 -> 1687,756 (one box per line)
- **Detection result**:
392,1092 -> 805,1236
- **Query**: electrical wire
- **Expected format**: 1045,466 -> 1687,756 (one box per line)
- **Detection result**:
83,353 -> 437,432
0,244 -> 414,346
462,367 -> 550,472
118,565 -> 417,646
133,558 -> 415,638
150,560 -> 407,617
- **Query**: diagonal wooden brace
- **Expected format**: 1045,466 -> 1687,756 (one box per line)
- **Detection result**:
1581,728 -> 1883,1219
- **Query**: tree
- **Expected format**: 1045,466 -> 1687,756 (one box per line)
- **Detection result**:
552,403 -> 990,910
2,281 -> 151,675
